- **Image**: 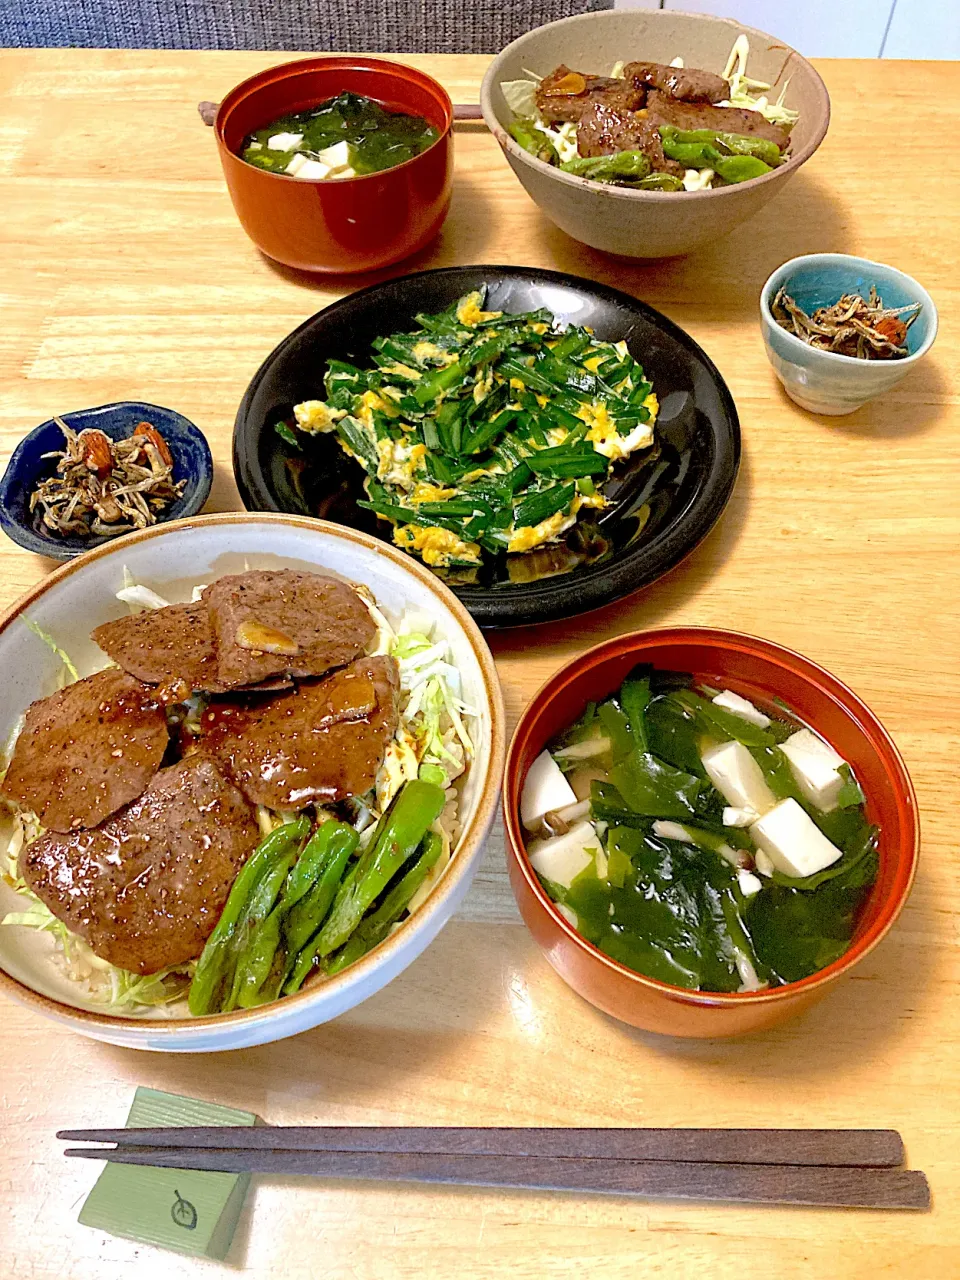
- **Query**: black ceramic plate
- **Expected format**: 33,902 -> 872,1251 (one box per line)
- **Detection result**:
233,266 -> 739,627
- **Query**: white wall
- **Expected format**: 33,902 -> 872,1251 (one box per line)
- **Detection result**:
614,0 -> 960,59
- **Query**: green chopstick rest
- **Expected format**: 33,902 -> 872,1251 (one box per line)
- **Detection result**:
78,1086 -> 258,1259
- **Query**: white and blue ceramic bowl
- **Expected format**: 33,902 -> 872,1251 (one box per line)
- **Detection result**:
0,401 -> 213,559
0,514 -> 504,1051
760,254 -> 938,415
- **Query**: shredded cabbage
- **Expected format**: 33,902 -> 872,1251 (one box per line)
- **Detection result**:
24,617 -> 79,684
721,34 -> 800,127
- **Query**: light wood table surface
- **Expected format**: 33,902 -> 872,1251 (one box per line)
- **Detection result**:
1,49 -> 958,1279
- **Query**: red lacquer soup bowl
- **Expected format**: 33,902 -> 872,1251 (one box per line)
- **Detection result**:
215,57 -> 454,273
503,629 -> 919,1038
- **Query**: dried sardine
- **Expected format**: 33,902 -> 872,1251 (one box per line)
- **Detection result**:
29,417 -> 185,540
772,285 -> 921,360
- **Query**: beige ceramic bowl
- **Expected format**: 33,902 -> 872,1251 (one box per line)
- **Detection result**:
480,9 -> 830,259
0,514 -> 505,1052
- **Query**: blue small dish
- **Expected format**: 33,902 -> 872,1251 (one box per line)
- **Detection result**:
760,254 -> 938,416
0,401 -> 213,560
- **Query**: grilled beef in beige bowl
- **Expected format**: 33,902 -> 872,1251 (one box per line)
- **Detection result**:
0,514 -> 503,1051
480,9 -> 829,259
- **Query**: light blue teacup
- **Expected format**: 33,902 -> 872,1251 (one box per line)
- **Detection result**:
760,254 -> 938,416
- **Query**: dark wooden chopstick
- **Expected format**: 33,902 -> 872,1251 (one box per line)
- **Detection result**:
60,1146 -> 929,1209
197,102 -> 485,126
56,1125 -> 905,1168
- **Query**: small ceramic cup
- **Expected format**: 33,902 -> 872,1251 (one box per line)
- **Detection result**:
760,254 -> 938,415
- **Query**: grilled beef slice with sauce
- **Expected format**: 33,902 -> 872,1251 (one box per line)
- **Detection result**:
576,102 -> 685,176
203,569 -> 376,690
1,669 -> 169,832
624,61 -> 729,104
201,655 -> 400,811
92,601 -> 227,695
19,754 -> 258,974
644,90 -> 792,149
536,63 -> 645,124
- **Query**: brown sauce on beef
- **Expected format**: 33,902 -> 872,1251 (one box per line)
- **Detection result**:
1,669 -> 169,832
200,656 -> 399,811
19,754 -> 258,974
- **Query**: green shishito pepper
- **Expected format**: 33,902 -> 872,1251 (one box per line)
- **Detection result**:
637,173 -> 685,192
188,817 -> 310,1016
508,119 -> 559,166
560,150 -> 652,184
312,779 -> 446,958
231,820 -> 360,1009
659,126 -> 776,183
304,831 -> 444,985
282,821 -> 360,963
660,126 -> 782,168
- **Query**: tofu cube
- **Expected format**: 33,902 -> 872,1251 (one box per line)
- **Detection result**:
291,158 -> 332,181
754,849 -> 775,877
723,805 -> 758,828
527,821 -> 601,890
702,740 -> 776,816
520,750 -> 576,829
267,131 -> 304,151
737,869 -> 763,897
748,798 -> 843,878
712,689 -> 771,729
316,140 -> 351,170
780,728 -> 847,813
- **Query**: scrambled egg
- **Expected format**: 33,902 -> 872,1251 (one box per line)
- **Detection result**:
582,354 -> 604,374
357,388 -> 398,429
473,366 -> 494,404
460,466 -> 500,484
393,523 -> 482,567
580,391 -> 659,463
293,400 -> 342,433
456,290 -> 503,327
412,340 -> 457,366
379,362 -> 422,380
507,510 -> 576,554
412,482 -> 457,503
376,437 -> 426,489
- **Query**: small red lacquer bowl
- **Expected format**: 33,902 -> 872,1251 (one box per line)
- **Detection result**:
503,629 -> 919,1038
215,57 -> 454,274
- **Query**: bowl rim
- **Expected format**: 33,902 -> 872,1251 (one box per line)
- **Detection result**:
232,262 -> 741,629
479,8 -> 831,203
760,252 -> 940,368
0,511 -> 505,1036
502,625 -> 919,1008
214,54 -> 453,188
0,400 -> 213,562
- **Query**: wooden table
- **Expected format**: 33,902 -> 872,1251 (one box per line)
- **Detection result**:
1,49 -> 958,1279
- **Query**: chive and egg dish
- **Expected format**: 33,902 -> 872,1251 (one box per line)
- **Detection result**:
521,665 -> 878,992
286,288 -> 660,572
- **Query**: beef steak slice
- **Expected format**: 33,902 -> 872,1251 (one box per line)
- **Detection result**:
200,655 -> 400,810
19,754 -> 259,974
624,61 -> 730,104
1,669 -> 169,832
536,63 -> 645,124
92,601 -> 226,693
204,570 -> 376,690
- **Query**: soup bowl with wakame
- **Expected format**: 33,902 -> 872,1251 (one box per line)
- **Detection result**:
503,628 -> 918,1038
215,57 -> 454,273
